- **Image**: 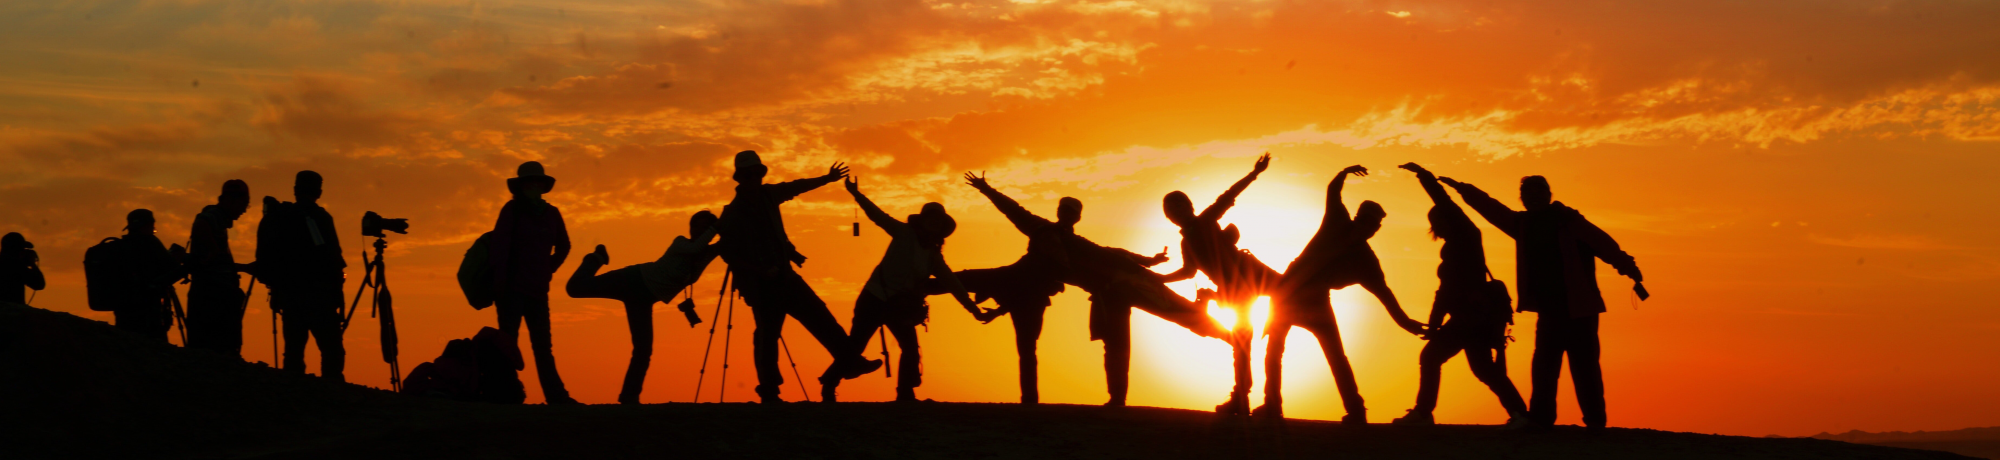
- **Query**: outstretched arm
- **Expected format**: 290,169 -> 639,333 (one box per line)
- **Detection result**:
1157,240 -> 1199,282
963,172 -> 1053,235
845,176 -> 908,234
1324,165 -> 1368,224
1200,153 -> 1271,221
768,162 -> 851,202
1399,163 -> 1454,207
928,254 -> 987,321
1439,177 -> 1522,238
1573,214 -> 1643,282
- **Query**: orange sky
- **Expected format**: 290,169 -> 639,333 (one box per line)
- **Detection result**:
4,0 -> 1999,437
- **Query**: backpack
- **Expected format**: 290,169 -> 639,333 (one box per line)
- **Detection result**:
456,232 -> 495,310
82,237 -> 133,312
1477,269 -> 1516,347
401,326 -> 525,404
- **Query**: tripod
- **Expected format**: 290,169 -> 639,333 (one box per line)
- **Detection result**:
343,237 -> 402,392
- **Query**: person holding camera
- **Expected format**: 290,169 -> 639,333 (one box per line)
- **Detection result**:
715,151 -> 881,404
1,232 -> 45,305
185,179 -> 256,359
256,171 -> 347,382
1441,174 -> 1644,431
1390,163 -> 1528,427
487,161 -> 579,405
821,176 -> 985,403
565,210 -> 723,405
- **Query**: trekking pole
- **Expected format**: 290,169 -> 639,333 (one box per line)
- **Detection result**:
693,270 -> 731,403
779,336 -> 810,402
879,326 -> 892,378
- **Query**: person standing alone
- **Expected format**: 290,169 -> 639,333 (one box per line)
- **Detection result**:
487,161 -> 579,404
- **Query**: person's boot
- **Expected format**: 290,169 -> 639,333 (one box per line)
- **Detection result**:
1391,410 -> 1434,426
1251,403 -> 1284,420
617,393 -> 640,405
1215,393 -> 1249,415
1103,396 -> 1126,407
1502,411 -> 1533,430
1341,410 -> 1368,426
837,358 -> 884,380
546,394 -> 582,405
760,393 -> 787,404
895,387 -> 919,403
818,376 -> 840,403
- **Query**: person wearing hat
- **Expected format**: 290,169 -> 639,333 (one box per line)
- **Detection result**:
113,209 -> 183,342
486,161 -> 579,404
1,232 -> 46,305
715,150 -> 880,404
821,176 -> 987,403
185,179 -> 257,359
256,171 -> 347,382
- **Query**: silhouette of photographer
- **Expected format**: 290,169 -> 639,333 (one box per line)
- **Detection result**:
185,179 -> 256,359
256,171 -> 347,382
715,151 -> 880,404
1,232 -> 45,306
487,161 -> 579,405
1442,174 -> 1645,431
566,210 -> 723,405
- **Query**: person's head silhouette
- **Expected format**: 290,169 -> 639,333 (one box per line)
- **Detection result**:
219,179 -> 250,220
1057,197 -> 1083,225
1162,191 -> 1196,227
1,232 -> 28,253
914,202 -> 956,248
689,210 -> 719,236
1520,175 -> 1552,211
294,171 -> 324,205
508,161 -> 557,199
733,151 -> 769,184
1355,200 -> 1387,235
125,209 -> 156,236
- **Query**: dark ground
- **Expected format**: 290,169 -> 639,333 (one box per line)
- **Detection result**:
0,303 -> 1978,459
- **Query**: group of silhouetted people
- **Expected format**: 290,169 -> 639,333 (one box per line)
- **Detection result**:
16,150 -> 1645,431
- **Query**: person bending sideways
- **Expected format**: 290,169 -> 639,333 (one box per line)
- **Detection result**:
566,210 -> 723,404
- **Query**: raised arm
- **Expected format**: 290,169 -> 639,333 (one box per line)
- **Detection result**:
845,176 -> 908,234
1324,165 -> 1369,224
767,162 -> 850,202
1399,163 -> 1454,207
1439,178 -> 1522,238
963,172 -> 1053,236
1199,153 -> 1271,221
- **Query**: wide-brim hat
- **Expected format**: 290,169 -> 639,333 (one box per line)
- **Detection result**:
732,150 -> 768,182
507,161 -> 557,193
1,232 -> 28,250
916,202 -> 956,239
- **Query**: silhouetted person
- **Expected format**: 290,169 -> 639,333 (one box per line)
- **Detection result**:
1390,163 -> 1527,427
185,180 -> 256,359
109,210 -> 183,343
919,192 -> 1072,405
1,233 -> 45,305
1157,153 -> 1273,414
1442,175 -> 1643,431
823,177 -> 985,403
566,210 -> 723,404
716,151 -> 880,404
256,171 -> 346,382
487,161 -> 579,404
963,172 -> 1228,407
1260,165 -> 1426,423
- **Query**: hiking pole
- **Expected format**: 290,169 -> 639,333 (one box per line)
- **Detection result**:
693,270 -> 731,403
25,289 -> 35,306
780,336 -> 810,402
879,326 -> 892,378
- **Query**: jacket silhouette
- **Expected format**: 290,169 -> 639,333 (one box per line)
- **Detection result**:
1157,154 -> 1274,415
1390,163 -> 1527,427
1443,175 -> 1643,430
824,177 -> 983,403
0,233 -> 45,305
715,151 -> 880,403
256,171 -> 347,382
565,210 -> 723,404
963,172 -> 1227,407
1260,165 -> 1425,423
106,210 -> 182,343
487,161 -> 579,404
185,180 -> 255,359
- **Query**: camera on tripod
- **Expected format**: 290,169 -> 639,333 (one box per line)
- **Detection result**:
362,212 -> 410,238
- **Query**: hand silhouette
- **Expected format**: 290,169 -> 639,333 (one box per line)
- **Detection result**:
1438,177 -> 1465,188
1251,153 -> 1271,175
826,162 -> 850,180
962,171 -> 992,191
1150,247 -> 1172,265
1397,162 -> 1432,176
1340,165 -> 1369,177
844,175 -> 861,194
974,307 -> 1003,324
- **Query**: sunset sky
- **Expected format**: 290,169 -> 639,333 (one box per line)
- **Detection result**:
5,0 -> 1999,437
